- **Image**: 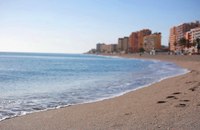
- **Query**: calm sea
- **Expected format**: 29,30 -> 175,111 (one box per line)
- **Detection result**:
0,52 -> 187,121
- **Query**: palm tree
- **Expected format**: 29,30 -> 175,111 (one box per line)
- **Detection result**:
178,38 -> 187,46
196,38 -> 200,53
139,48 -> 145,53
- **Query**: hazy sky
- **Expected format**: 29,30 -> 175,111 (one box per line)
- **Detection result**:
0,0 -> 200,53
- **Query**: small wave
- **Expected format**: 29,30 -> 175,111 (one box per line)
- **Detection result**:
0,53 -> 189,122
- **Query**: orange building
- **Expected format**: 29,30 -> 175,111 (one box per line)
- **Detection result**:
138,29 -> 152,49
129,32 -> 138,52
129,29 -> 151,52
169,27 -> 176,51
169,21 -> 200,51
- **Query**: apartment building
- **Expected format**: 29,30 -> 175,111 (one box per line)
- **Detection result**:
122,37 -> 129,53
169,27 -> 176,51
143,33 -> 161,52
117,38 -> 123,52
169,21 -> 200,51
129,29 -> 151,52
185,27 -> 200,43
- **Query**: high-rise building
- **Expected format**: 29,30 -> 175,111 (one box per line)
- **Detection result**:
117,38 -> 123,52
117,37 -> 129,53
96,43 -> 105,53
169,21 -> 200,51
138,29 -> 152,49
169,27 -> 176,51
109,44 -> 117,53
185,27 -> 200,44
143,33 -> 161,52
122,37 -> 129,53
129,32 -> 138,52
129,29 -> 152,52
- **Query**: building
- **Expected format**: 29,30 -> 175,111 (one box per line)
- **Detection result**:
186,27 -> 200,44
175,21 -> 200,43
100,44 -> 107,53
122,37 -> 129,53
96,43 -> 117,53
129,32 -> 138,52
143,33 -> 161,52
169,21 -> 200,51
117,37 -> 129,53
169,27 -> 176,51
96,43 -> 105,53
138,29 -> 152,49
176,23 -> 190,43
129,29 -> 152,52
117,38 -> 123,52
109,44 -> 117,53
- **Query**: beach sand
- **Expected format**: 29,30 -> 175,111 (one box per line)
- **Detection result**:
0,54 -> 200,130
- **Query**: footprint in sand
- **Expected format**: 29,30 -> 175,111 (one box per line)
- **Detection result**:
157,101 -> 167,104
185,81 -> 197,84
175,103 -> 186,107
172,92 -> 181,95
166,95 -> 178,99
189,86 -> 198,91
124,112 -> 132,116
179,99 -> 190,102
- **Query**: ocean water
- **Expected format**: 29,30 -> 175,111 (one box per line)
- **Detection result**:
0,52 -> 188,121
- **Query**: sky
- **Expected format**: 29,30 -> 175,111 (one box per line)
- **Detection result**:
0,0 -> 200,53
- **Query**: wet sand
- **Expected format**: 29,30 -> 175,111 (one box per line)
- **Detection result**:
0,54 -> 200,130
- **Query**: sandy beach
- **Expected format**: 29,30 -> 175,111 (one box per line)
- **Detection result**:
0,54 -> 200,130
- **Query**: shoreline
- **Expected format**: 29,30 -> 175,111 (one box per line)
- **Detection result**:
0,54 -> 200,130
0,54 -> 187,122
0,54 -> 188,122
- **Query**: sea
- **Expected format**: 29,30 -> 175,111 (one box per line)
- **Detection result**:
0,52 -> 188,121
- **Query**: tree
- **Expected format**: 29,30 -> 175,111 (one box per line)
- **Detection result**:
196,38 -> 200,53
139,48 -> 145,53
178,38 -> 187,46
196,38 -> 200,44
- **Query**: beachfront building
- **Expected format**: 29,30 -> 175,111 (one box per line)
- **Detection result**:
110,44 -> 117,53
185,27 -> 200,44
96,43 -> 117,54
122,37 -> 129,53
129,29 -> 152,52
96,43 -> 105,53
169,21 -> 200,51
138,29 -> 152,50
143,33 -> 161,52
117,38 -> 123,52
117,37 -> 129,53
169,27 -> 177,51
129,32 -> 138,52
100,44 -> 107,53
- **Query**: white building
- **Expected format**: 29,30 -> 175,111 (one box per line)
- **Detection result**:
187,27 -> 200,43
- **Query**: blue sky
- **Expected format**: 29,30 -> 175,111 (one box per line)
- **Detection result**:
0,0 -> 200,53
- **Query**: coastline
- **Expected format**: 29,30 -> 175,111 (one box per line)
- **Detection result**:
0,54 -> 200,130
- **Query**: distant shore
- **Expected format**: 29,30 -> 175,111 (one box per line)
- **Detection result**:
0,54 -> 200,130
